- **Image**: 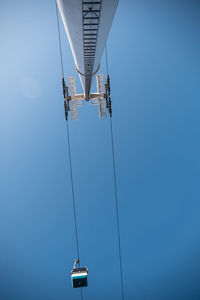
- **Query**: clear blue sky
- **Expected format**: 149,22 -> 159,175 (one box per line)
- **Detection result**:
1,0 -> 200,299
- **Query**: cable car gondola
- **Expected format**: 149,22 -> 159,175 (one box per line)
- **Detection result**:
71,259 -> 88,288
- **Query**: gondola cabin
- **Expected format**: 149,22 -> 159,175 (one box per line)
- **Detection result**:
71,267 -> 88,288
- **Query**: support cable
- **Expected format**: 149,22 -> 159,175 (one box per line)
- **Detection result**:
105,43 -> 109,76
106,43 -> 125,300
55,2 -> 83,299
109,117 -> 125,300
55,0 -> 64,78
66,121 -> 83,300
66,120 -> 81,264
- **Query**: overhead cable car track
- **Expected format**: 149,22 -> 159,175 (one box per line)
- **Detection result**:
105,44 -> 125,300
55,2 -> 84,300
55,1 -> 124,299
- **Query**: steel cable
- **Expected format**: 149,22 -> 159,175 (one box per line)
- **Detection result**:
66,121 -> 83,300
55,1 -> 83,299
105,44 -> 109,76
109,117 -> 125,300
66,121 -> 81,264
106,43 -> 125,300
55,0 -> 64,78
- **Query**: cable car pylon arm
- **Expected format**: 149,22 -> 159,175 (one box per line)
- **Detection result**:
61,73 -> 112,120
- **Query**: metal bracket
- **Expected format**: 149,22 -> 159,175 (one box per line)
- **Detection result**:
73,259 -> 79,269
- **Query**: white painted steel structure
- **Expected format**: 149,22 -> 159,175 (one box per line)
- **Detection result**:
57,0 -> 119,100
